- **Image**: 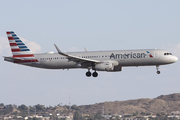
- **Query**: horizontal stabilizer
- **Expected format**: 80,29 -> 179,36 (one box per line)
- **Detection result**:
3,56 -> 24,62
3,56 -> 24,60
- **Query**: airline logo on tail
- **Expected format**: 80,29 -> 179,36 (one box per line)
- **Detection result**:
6,31 -> 38,63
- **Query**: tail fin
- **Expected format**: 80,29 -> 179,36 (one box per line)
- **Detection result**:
6,31 -> 34,58
6,31 -> 38,63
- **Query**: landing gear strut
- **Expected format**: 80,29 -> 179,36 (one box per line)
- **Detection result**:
156,65 -> 160,74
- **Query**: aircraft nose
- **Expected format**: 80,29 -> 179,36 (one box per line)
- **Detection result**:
174,56 -> 178,62
168,56 -> 178,63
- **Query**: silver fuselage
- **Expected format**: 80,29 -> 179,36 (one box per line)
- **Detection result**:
6,49 -> 177,71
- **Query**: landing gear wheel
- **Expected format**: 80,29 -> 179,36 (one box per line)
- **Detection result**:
156,65 -> 160,74
86,71 -> 91,77
92,72 -> 98,77
157,71 -> 160,74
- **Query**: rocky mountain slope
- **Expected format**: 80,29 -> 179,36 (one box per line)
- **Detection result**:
78,93 -> 180,115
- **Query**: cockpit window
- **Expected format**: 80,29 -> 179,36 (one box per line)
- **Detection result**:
164,53 -> 172,55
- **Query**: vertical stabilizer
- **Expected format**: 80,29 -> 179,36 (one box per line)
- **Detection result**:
6,31 -> 38,62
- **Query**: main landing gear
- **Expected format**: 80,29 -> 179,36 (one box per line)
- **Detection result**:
86,70 -> 98,77
156,65 -> 160,74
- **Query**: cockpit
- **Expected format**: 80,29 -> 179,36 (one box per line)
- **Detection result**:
164,53 -> 172,55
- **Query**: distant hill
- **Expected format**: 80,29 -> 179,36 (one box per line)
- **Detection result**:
156,93 -> 180,101
1,93 -> 180,118
78,93 -> 180,115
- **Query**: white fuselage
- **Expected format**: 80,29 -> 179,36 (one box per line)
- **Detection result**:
10,49 -> 177,70
5,31 -> 178,77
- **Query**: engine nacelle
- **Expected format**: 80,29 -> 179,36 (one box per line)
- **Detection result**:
93,61 -> 122,72
94,62 -> 114,71
113,65 -> 122,72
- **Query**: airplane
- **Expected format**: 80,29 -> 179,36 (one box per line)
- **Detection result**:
4,31 -> 178,77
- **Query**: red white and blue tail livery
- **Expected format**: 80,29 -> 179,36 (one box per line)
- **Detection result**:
4,31 -> 178,77
5,31 -> 38,63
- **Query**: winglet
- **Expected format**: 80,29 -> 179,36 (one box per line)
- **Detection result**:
54,44 -> 100,63
54,44 -> 68,56
54,44 -> 62,54
84,47 -> 88,52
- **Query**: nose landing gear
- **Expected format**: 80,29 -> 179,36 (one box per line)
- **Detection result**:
156,65 -> 160,74
157,70 -> 160,74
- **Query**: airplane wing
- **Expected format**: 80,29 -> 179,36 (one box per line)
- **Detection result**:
54,44 -> 100,63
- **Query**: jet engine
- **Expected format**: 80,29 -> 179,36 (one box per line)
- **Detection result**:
94,62 -> 114,71
93,61 -> 122,72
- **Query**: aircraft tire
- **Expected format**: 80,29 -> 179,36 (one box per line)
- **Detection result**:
92,72 -> 98,77
86,71 -> 91,77
157,71 -> 160,74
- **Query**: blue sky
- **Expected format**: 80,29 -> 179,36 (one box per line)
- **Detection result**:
0,0 -> 180,106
